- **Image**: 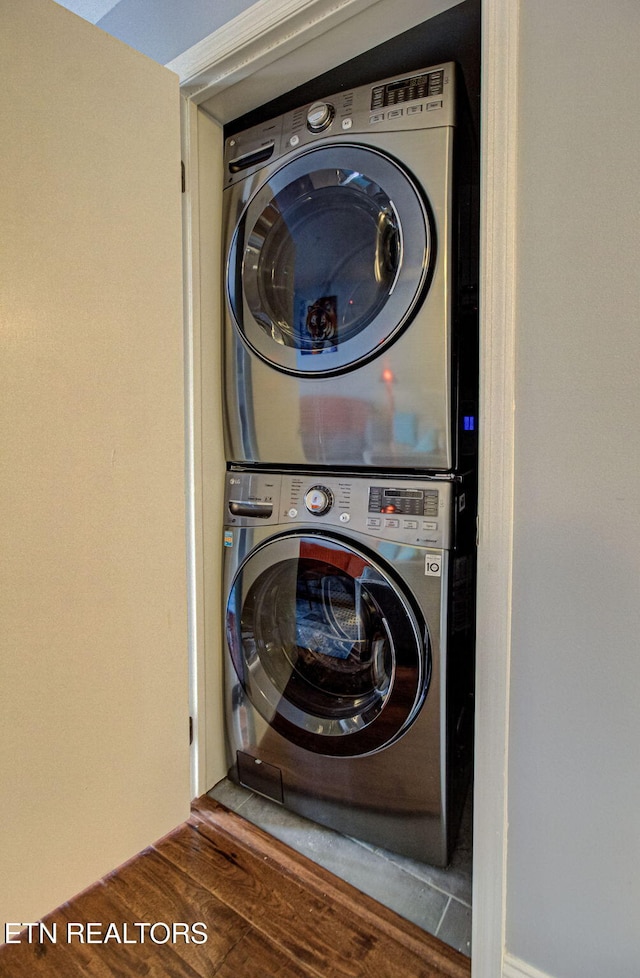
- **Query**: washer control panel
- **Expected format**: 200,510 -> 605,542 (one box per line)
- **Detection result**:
225,471 -> 453,549
224,62 -> 455,186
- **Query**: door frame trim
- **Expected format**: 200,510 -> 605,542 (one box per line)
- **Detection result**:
472,1 -> 519,975
168,0 -> 458,112
176,1 -> 518,975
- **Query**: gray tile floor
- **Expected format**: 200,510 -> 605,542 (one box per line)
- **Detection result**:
208,777 -> 472,957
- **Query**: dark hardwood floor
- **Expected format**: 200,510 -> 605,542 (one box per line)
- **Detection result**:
0,796 -> 471,977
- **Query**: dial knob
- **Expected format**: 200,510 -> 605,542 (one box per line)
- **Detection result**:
304,485 -> 333,516
306,101 -> 335,133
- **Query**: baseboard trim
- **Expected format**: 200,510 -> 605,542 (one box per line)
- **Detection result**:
504,953 -> 557,978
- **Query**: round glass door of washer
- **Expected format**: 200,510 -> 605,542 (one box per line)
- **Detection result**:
227,144 -> 433,377
226,533 -> 430,756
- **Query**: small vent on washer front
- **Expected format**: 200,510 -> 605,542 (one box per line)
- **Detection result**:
236,751 -> 284,803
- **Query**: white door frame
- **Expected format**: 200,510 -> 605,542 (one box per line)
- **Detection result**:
174,2 -> 518,975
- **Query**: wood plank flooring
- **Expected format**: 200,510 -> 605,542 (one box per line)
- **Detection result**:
0,796 -> 471,978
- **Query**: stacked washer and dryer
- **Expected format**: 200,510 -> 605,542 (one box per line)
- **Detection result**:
220,63 -> 478,866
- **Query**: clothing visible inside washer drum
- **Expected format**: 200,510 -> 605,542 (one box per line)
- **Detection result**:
243,557 -> 394,719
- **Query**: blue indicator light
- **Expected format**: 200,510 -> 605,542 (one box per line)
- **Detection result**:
463,416 -> 476,432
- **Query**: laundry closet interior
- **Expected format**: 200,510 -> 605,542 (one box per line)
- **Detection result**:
198,0 -> 481,957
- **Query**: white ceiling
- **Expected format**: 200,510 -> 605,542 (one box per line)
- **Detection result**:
50,0 -> 262,63
52,0 -> 121,24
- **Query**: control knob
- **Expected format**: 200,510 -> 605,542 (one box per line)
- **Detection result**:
306,102 -> 335,133
304,485 -> 333,516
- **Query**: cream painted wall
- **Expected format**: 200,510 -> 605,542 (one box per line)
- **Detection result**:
506,1 -> 640,976
0,1 -> 190,931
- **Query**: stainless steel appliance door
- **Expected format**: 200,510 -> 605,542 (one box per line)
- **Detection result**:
226,532 -> 429,756
226,144 -> 432,376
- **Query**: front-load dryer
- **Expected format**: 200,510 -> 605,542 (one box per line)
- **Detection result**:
222,468 -> 475,865
222,63 -> 478,472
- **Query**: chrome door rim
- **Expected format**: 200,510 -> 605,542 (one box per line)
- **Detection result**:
226,143 -> 433,377
226,531 -> 430,756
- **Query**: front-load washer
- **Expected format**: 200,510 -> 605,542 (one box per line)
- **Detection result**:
222,468 -> 475,865
222,63 -> 478,472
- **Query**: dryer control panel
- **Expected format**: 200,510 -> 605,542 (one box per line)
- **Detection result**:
224,62 -> 455,186
224,470 -> 454,549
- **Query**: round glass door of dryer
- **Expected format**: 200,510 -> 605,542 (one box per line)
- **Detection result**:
226,533 -> 429,756
227,144 -> 433,376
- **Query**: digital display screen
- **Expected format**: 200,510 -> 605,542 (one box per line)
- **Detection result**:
369,486 -> 439,516
371,70 -> 444,109
384,488 -> 422,499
